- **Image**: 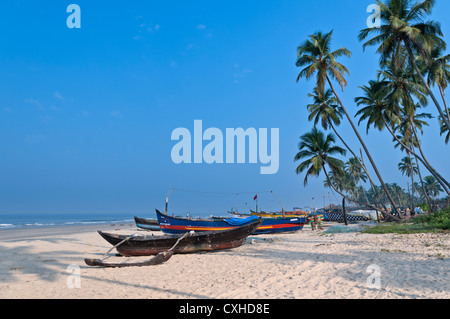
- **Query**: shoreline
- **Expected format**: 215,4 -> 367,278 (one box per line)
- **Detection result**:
0,223 -> 136,242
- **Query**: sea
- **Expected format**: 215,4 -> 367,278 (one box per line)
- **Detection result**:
0,213 -> 136,230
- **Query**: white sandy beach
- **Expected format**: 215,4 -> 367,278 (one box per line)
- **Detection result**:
0,222 -> 448,299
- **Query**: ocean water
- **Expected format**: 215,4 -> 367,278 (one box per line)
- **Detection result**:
0,213 -> 135,230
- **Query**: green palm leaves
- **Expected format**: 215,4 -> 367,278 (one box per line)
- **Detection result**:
296,30 -> 351,95
294,0 -> 449,216
359,0 -> 450,133
294,128 -> 346,187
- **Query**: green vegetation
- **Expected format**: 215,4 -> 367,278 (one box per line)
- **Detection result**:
362,208 -> 450,234
294,0 -> 450,215
415,207 -> 450,229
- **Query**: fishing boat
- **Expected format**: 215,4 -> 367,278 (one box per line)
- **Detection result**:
92,219 -> 263,257
155,209 -> 306,235
250,210 -> 308,218
134,216 -> 161,231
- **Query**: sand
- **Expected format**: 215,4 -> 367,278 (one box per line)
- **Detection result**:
0,222 -> 448,299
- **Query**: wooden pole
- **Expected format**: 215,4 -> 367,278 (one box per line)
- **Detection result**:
271,191 -> 285,217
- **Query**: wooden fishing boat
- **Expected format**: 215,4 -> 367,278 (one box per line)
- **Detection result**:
134,216 -> 161,231
156,209 -> 306,235
250,210 -> 308,218
251,210 -> 330,222
93,219 -> 263,257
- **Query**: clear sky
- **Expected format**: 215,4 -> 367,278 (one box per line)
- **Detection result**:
1,0 -> 449,217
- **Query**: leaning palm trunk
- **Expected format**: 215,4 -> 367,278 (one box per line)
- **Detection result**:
328,120 -> 384,208
359,149 -> 386,209
326,76 -> 401,217
438,85 -> 450,123
409,118 -> 450,192
413,145 -> 433,211
383,117 -> 450,196
407,149 -> 416,215
403,40 -> 450,133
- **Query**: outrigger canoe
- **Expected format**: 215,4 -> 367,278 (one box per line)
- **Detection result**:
92,219 -> 262,257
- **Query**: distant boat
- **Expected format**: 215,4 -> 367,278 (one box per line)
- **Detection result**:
93,219 -> 262,257
134,216 -> 161,231
251,210 -> 330,221
155,209 -> 306,235
250,210 -> 308,218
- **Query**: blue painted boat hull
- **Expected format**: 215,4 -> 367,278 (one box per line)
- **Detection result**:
155,210 -> 305,235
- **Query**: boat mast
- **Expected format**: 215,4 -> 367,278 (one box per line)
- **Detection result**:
271,191 -> 285,217
165,187 -> 174,214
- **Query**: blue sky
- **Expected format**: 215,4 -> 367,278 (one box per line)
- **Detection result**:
1,0 -> 449,217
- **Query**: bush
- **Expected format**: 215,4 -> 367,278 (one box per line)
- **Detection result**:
362,208 -> 450,234
414,208 -> 450,230
417,202 -> 429,212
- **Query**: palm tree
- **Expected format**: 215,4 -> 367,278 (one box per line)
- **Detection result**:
398,156 -> 418,178
346,157 -> 371,203
398,156 -> 419,212
355,80 -> 394,133
324,170 -> 357,199
394,123 -> 434,210
294,127 -> 346,187
346,157 -> 368,185
294,128 -> 398,219
307,86 -> 381,201
355,79 -> 450,194
423,175 -> 443,210
296,30 -> 401,216
420,45 -> 450,122
307,88 -> 342,130
359,0 -> 450,132
296,31 -> 351,97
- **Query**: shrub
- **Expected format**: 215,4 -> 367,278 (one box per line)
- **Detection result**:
414,208 -> 450,230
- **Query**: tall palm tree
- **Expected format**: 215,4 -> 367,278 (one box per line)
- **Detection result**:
398,156 -> 419,211
355,79 -> 450,194
324,170 -> 357,200
307,88 -> 342,130
296,31 -> 351,97
295,128 -> 391,215
423,175 -> 443,209
294,127 -> 346,187
359,0 -> 450,132
420,45 -> 450,122
398,156 -> 418,178
393,123 -> 434,209
355,80 -> 394,133
296,30 -> 401,216
307,87 -> 381,200
346,157 -> 371,203
346,157 -> 368,185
